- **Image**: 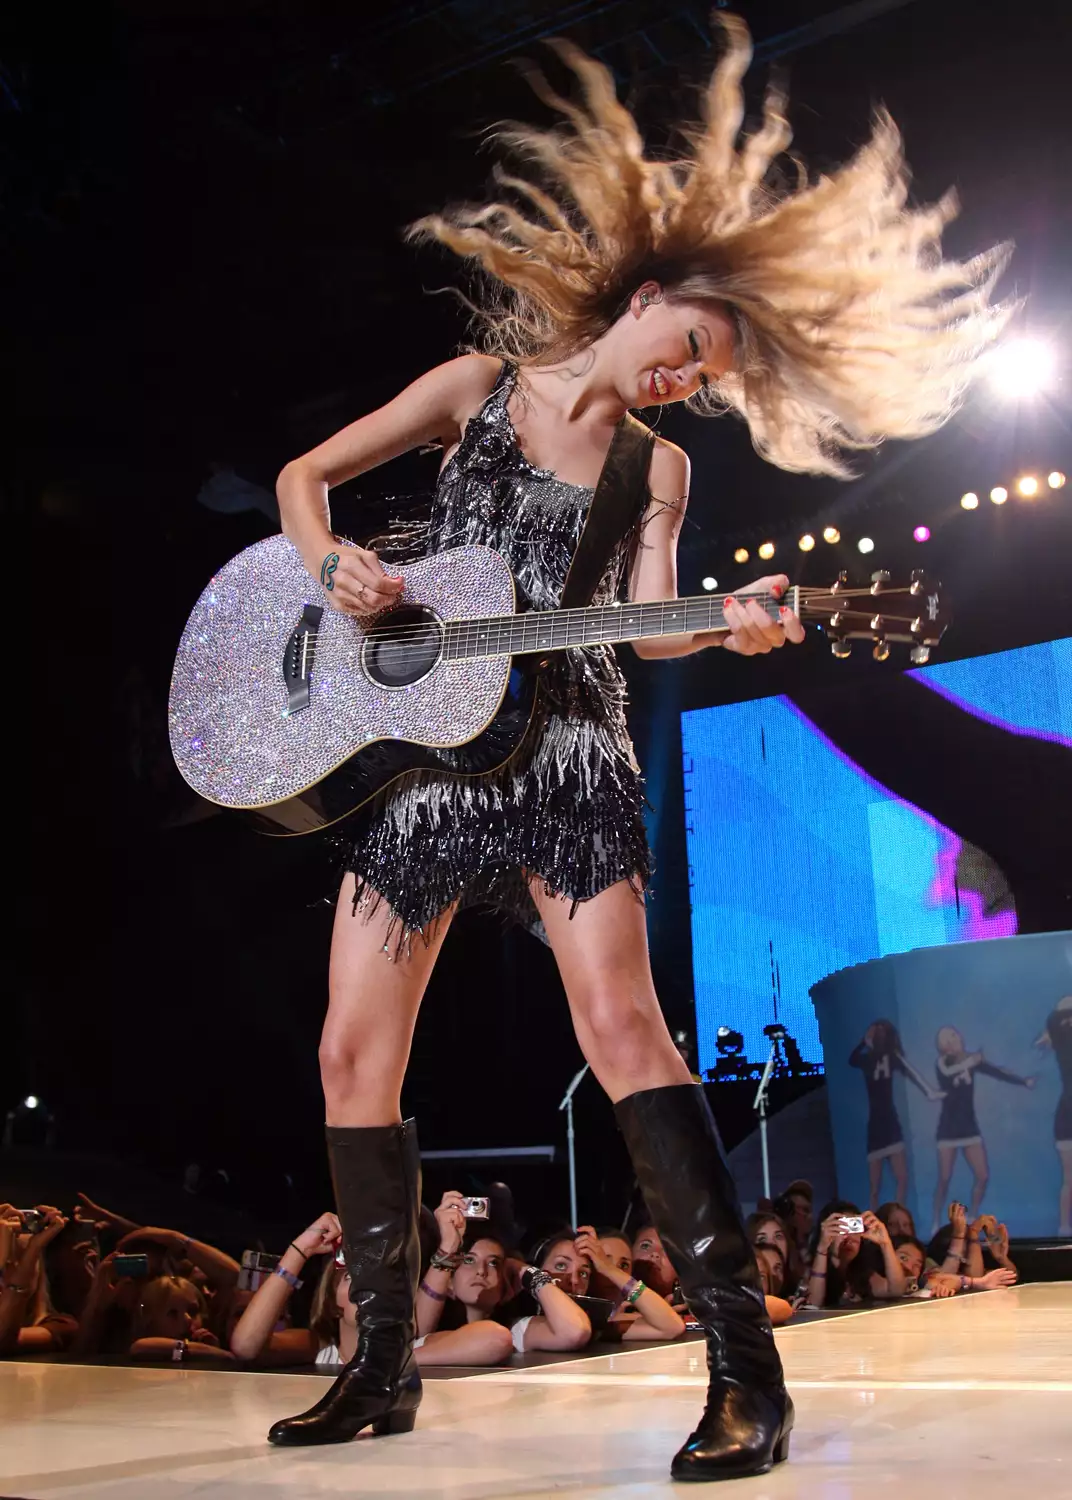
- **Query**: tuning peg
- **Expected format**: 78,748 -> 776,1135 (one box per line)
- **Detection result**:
909,644 -> 931,665
830,638 -> 852,659
870,570 -> 891,593
872,638 -> 890,662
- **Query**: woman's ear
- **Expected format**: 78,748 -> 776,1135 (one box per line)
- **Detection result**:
632,281 -> 664,315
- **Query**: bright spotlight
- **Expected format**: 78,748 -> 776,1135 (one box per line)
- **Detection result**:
1048,470 -> 1066,489
960,492 -> 979,510
913,525 -> 931,543
733,547 -> 750,564
701,576 -> 718,591
23,1095 -> 39,1110
857,537 -> 875,554
989,337 -> 1058,399
822,526 -> 841,544
798,534 -> 815,552
758,541 -> 775,561
990,486 -> 1008,505
1016,475 -> 1039,498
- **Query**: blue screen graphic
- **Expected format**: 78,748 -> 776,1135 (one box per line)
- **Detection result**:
683,638 -> 1072,1080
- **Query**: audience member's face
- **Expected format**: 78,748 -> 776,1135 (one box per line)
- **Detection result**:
453,1239 -> 505,1310
752,1218 -> 789,1262
755,1245 -> 785,1297
138,1277 -> 206,1340
631,1228 -> 674,1296
334,1268 -> 357,1327
540,1238 -> 592,1296
788,1194 -> 813,1240
598,1236 -> 633,1275
896,1242 -> 925,1281
834,1233 -> 861,1265
885,1206 -> 915,1239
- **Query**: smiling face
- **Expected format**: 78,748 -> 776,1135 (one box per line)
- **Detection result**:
452,1238 -> 505,1311
540,1237 -> 591,1296
612,283 -> 736,407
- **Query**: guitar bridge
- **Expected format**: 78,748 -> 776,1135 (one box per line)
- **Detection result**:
282,604 -> 324,716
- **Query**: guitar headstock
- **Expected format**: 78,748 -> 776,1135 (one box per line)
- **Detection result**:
795,570 -> 951,663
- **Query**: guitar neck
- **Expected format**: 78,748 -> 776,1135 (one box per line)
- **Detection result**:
442,588 -> 797,660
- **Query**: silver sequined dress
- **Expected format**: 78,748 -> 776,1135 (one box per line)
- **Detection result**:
342,363 -> 651,945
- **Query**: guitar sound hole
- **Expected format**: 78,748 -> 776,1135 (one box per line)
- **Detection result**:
362,606 -> 443,689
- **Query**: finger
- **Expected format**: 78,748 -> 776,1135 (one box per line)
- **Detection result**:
778,606 -> 807,644
722,598 -> 767,654
742,597 -> 785,647
351,553 -> 405,599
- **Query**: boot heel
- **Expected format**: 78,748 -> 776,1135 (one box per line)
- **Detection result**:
773,1432 -> 791,1464
372,1409 -> 418,1437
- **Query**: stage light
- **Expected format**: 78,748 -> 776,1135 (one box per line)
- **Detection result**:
1017,475 -> 1039,498
758,541 -> 775,560
990,486 -> 1008,505
960,492 -> 979,510
989,336 -> 1057,398
913,525 -> 931,543
1048,470 -> 1066,489
733,547 -> 750,564
857,537 -> 875,554
822,526 -> 840,543
798,533 -> 815,551
716,1026 -> 745,1055
23,1096 -> 39,1110
701,576 -> 718,591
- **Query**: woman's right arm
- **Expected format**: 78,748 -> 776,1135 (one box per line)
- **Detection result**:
520,1282 -> 593,1353
805,1216 -> 839,1307
276,353 -> 500,607
229,1213 -> 340,1363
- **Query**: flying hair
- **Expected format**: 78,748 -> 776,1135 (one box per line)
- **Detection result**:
407,13 -> 1013,477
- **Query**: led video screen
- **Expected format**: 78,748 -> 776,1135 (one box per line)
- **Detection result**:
683,637 -> 1071,1081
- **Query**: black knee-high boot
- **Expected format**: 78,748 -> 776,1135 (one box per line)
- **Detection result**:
267,1120 -> 422,1446
615,1084 -> 792,1481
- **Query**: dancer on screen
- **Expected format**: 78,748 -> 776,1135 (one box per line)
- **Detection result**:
850,1020 -> 942,1210
264,13 -> 1010,1481
1034,996 -> 1072,1237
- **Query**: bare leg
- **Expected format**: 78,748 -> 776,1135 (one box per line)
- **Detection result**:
529,878 -> 689,1101
891,1147 -> 909,1206
964,1141 -> 989,1219
932,1145 -> 956,1235
1058,1144 -> 1072,1236
868,1156 -> 883,1211
320,876 -> 455,1125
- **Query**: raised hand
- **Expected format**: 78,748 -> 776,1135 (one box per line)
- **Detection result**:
433,1191 -> 467,1257
861,1211 -> 889,1246
292,1212 -> 343,1259
574,1229 -> 623,1283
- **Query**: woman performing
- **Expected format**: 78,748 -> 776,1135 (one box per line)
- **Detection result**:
932,1026 -> 1036,1232
850,1020 -> 942,1209
264,15 -> 1009,1481
1034,996 -> 1072,1236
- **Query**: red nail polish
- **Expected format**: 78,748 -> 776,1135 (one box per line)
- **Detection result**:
779,605 -> 789,616
724,597 -> 735,609
772,583 -> 784,598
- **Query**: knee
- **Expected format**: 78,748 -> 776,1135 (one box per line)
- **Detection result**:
319,1030 -> 377,1108
576,984 -> 662,1071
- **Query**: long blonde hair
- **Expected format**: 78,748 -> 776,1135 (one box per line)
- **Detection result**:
408,14 -> 1012,477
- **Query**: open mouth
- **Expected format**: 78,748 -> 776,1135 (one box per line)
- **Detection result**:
650,370 -> 670,399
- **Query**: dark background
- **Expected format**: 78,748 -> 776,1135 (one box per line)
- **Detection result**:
6,0 -> 1071,1241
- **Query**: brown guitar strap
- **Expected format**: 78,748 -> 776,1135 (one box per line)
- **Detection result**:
557,411 -> 656,610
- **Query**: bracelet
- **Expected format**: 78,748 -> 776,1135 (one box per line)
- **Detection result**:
273,1264 -> 303,1292
320,552 -> 340,592
420,1280 -> 447,1302
520,1266 -> 555,1296
288,1242 -> 308,1262
810,1270 -> 826,1279
626,1279 -> 647,1307
960,1275 -> 972,1292
172,1339 -> 185,1364
429,1251 -> 462,1272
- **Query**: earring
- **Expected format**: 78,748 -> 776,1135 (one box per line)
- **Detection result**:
640,293 -> 650,307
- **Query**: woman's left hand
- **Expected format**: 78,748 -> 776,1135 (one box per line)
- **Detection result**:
574,1229 -> 624,1284
720,575 -> 806,656
862,1211 -> 889,1246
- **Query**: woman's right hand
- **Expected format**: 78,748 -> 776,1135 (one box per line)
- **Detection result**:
293,1213 -> 343,1259
948,1201 -> 968,1239
316,544 -> 404,617
817,1213 -> 844,1251
976,1266 -> 1017,1290
434,1192 -> 467,1257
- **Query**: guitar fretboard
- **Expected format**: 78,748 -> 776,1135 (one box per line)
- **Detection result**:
441,590 -> 793,660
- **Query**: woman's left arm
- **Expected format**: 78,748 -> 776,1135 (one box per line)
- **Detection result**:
627,439 -> 804,658
862,1213 -> 908,1298
574,1232 -> 684,1340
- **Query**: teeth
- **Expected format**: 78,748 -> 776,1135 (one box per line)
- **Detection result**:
653,371 -> 669,395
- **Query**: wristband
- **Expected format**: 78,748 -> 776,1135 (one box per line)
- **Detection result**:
288,1242 -> 309,1262
429,1251 -> 462,1272
520,1265 -> 555,1296
172,1339 -> 185,1363
273,1264 -> 303,1292
960,1275 -> 971,1292
420,1280 -> 447,1302
810,1270 -> 826,1279
626,1279 -> 646,1307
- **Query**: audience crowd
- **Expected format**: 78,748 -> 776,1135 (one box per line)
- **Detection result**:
0,1173 -> 1021,1369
